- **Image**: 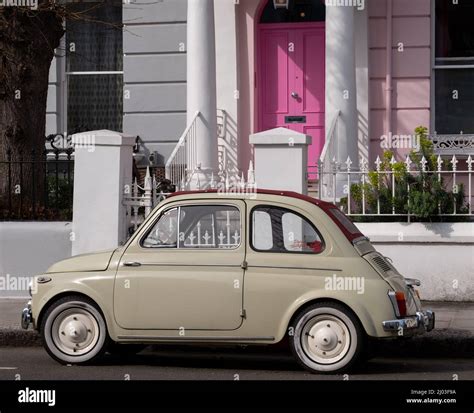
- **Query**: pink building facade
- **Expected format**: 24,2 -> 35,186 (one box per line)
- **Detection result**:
180,0 -> 472,183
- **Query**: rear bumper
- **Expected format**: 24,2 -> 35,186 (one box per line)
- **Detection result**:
382,310 -> 435,335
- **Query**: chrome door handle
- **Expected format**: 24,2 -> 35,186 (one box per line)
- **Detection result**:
123,262 -> 142,267
291,92 -> 299,99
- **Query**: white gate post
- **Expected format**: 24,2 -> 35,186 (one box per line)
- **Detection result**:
72,130 -> 135,256
250,128 -> 312,195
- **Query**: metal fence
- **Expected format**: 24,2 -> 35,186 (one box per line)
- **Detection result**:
318,154 -> 473,221
124,165 -> 257,237
0,141 -> 74,221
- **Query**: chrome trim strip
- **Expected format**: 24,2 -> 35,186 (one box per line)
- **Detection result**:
387,290 -> 400,317
116,336 -> 275,342
249,266 -> 343,272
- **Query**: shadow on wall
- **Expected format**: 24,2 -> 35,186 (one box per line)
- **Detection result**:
218,110 -> 240,176
358,110 -> 369,164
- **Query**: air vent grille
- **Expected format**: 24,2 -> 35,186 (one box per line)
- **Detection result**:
371,255 -> 392,273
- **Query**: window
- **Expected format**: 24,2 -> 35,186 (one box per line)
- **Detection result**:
251,206 -> 324,254
142,208 -> 178,248
142,205 -> 241,250
179,205 -> 241,249
65,0 -> 123,134
434,0 -> 474,134
260,0 -> 325,24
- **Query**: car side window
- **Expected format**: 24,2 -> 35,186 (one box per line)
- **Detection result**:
251,206 -> 324,254
179,205 -> 241,249
142,208 -> 178,248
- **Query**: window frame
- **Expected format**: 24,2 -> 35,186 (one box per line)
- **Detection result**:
431,0 -> 474,135
140,206 -> 179,249
249,205 -> 325,255
64,0 -> 124,135
140,203 -> 243,251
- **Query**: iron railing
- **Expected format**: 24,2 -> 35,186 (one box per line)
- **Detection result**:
0,140 -> 74,221
165,111 -> 200,189
318,154 -> 473,221
316,110 -> 341,198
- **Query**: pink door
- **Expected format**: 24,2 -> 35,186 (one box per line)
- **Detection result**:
258,23 -> 325,180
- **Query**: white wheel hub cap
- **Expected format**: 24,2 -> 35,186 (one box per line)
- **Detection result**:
301,315 -> 351,365
52,308 -> 100,356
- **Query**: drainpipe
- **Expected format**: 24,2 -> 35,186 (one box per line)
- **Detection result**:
385,0 -> 393,139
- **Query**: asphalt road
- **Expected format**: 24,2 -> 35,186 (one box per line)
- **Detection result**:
0,347 -> 473,380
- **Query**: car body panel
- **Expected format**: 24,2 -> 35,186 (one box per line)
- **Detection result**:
30,191 -> 432,346
46,249 -> 116,274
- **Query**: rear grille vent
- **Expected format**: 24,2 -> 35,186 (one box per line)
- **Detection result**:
371,255 -> 392,273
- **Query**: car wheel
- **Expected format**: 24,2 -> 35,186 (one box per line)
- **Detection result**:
290,302 -> 364,374
41,296 -> 109,365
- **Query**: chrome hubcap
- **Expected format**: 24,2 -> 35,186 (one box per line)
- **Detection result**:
302,315 -> 350,365
52,308 -> 99,356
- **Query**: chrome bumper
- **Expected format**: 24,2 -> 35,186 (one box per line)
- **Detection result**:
21,300 -> 32,330
382,310 -> 435,334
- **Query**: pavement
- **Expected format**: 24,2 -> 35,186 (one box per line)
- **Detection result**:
1,298 -> 474,357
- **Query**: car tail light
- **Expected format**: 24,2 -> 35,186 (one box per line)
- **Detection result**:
395,292 -> 407,317
388,291 -> 407,317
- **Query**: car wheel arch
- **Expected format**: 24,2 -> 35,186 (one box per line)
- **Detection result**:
37,291 -> 109,334
284,297 -> 370,341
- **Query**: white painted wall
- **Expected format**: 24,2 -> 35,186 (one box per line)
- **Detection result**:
72,131 -> 135,256
0,222 -> 72,297
356,222 -> 474,302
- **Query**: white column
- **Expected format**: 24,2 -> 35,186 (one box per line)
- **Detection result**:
215,0 -> 239,175
72,130 -> 135,256
326,5 -> 359,168
187,0 -> 218,187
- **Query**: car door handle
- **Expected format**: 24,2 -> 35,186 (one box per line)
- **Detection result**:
123,262 -> 142,267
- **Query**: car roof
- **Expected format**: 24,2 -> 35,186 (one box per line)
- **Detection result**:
167,188 -> 337,212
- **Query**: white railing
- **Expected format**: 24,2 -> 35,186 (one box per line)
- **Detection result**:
165,111 -> 200,189
183,211 -> 241,249
430,133 -> 474,156
317,110 -> 341,199
123,167 -> 172,236
123,163 -> 257,237
320,154 -> 474,220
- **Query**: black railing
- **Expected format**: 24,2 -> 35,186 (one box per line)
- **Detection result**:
0,141 -> 74,221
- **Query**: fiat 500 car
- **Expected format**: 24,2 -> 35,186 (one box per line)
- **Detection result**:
22,190 -> 434,373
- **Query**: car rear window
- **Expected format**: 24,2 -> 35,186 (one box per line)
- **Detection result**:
326,208 -> 364,242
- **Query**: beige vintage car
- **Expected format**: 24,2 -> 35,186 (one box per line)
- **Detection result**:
22,190 -> 434,373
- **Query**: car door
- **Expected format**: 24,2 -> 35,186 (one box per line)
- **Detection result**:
114,200 -> 246,331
